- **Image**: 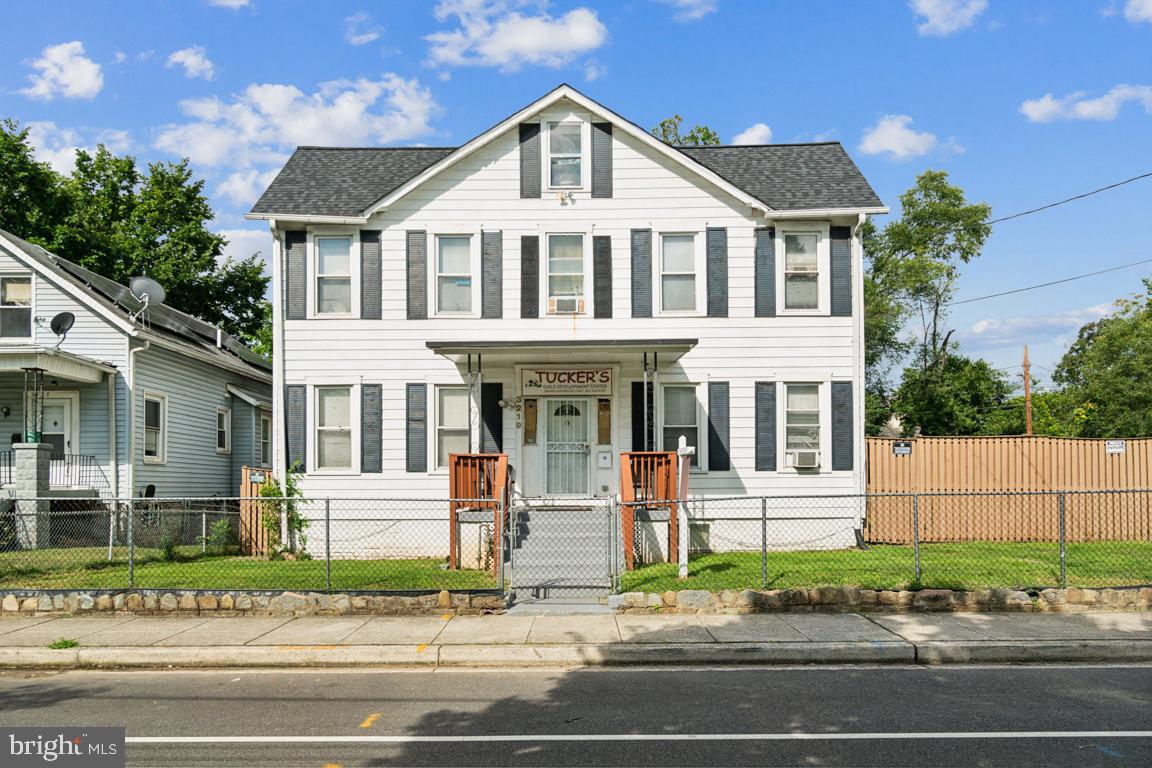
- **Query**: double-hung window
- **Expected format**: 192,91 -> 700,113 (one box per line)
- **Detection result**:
259,413 -> 272,467
785,384 -> 820,452
436,386 -> 469,470
143,394 -> 166,463
660,234 -> 696,312
436,236 -> 472,314
548,122 -> 582,187
783,233 -> 819,310
216,408 -> 231,454
316,386 -> 352,470
316,237 -> 352,315
0,276 -> 32,338
547,234 -> 584,314
661,385 -> 700,467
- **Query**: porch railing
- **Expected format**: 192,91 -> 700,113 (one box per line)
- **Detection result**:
447,453 -> 509,574
0,451 -> 112,495
619,451 -> 679,570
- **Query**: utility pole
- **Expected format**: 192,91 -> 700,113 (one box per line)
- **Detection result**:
1023,345 -> 1033,436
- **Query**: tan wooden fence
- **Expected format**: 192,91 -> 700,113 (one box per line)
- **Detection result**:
238,465 -> 272,555
865,436 -> 1152,544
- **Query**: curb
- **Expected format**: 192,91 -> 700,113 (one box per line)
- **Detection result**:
915,640 -> 1152,664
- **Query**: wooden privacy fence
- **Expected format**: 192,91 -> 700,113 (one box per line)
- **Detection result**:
238,465 -> 272,556
865,437 -> 1152,544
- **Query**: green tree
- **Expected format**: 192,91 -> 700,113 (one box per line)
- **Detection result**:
650,115 -> 720,146
891,354 -> 1014,436
0,119 -> 69,245
1052,281 -> 1152,437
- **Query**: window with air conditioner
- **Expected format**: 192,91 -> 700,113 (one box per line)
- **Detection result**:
785,383 -> 820,469
547,234 -> 585,314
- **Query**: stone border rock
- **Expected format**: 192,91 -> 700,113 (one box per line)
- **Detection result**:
0,590 -> 506,617
609,586 -> 1152,614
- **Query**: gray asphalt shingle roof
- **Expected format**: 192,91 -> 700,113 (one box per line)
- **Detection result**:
249,141 -> 882,217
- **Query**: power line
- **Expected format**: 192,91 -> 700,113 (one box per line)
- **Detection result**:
985,171 -> 1152,226
948,257 -> 1152,306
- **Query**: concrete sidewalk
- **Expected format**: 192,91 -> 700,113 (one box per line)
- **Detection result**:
1,611 -> 1150,668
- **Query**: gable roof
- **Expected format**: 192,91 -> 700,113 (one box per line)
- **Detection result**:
248,84 -> 884,220
0,230 -> 271,376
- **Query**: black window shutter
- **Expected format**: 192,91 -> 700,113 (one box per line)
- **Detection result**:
591,122 -> 612,198
406,230 -> 427,320
361,384 -> 382,473
708,381 -> 730,471
285,384 -> 306,471
284,231 -> 306,320
830,226 -> 852,317
520,235 -> 539,318
754,227 -> 776,318
405,383 -> 427,473
630,229 -> 652,318
593,234 -> 612,318
831,381 -> 854,471
481,382 -> 503,453
360,230 -> 381,320
706,227 -> 728,317
519,123 -> 541,198
630,381 -> 655,451
755,382 -> 777,471
481,230 -> 503,319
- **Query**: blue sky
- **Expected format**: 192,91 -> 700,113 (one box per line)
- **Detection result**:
1,0 -> 1150,385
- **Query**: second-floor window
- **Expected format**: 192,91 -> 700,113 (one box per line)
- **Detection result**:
784,233 -> 819,310
547,234 -> 584,314
0,276 -> 32,338
660,234 -> 696,313
259,413 -> 271,467
436,236 -> 472,314
548,122 -> 582,187
316,237 -> 352,315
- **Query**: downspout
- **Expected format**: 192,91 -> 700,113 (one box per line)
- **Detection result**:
126,340 -> 150,497
270,223 -> 288,485
106,371 -> 117,498
852,212 -> 867,498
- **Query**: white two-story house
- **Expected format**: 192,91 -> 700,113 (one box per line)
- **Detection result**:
249,85 -> 885,511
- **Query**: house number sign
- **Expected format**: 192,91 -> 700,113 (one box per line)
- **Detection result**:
520,368 -> 613,396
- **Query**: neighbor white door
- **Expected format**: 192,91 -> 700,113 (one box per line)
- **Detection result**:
544,398 -> 591,495
40,398 -> 75,458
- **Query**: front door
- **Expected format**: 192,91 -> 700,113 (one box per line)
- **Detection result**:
544,398 -> 591,495
41,397 -> 75,458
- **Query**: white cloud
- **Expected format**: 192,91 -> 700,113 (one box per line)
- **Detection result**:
114,52 -> 127,64
207,0 -> 250,7
427,1 -> 607,72
1124,0 -> 1152,23
858,115 -> 940,159
583,59 -> 605,81
1019,84 -> 1152,123
909,0 -> 988,36
19,41 -> 104,101
25,122 -> 132,175
218,228 -> 272,272
731,122 -> 772,145
167,46 -> 216,80
154,74 -> 441,170
656,0 -> 718,22
966,304 -> 1112,346
345,11 -> 383,45
216,168 -> 280,206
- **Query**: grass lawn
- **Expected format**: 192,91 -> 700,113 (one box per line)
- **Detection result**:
0,546 -> 497,591
619,541 -> 1152,593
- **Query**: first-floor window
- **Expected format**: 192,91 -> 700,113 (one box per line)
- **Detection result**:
0,275 -> 32,338
436,386 -> 470,470
316,386 -> 352,470
143,394 -> 166,462
316,236 -> 353,315
547,234 -> 585,313
661,385 -> 699,467
784,233 -> 819,310
436,235 -> 473,314
216,407 -> 231,453
660,234 -> 696,312
259,413 -> 272,467
785,384 -> 820,451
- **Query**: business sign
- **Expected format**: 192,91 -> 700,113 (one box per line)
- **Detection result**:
3,727 -> 124,767
520,368 -> 613,396
1106,439 -> 1126,455
892,440 -> 913,457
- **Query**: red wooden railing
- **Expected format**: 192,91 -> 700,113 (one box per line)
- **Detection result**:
448,453 -> 509,575
619,451 -> 678,570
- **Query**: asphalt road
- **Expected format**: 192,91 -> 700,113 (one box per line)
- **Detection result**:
1,665 -> 1150,767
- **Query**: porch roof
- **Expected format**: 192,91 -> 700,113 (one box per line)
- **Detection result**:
425,338 -> 698,364
0,346 -> 115,384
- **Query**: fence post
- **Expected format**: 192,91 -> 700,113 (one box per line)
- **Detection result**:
912,494 -> 921,584
201,508 -> 207,553
760,497 -> 768,589
1058,491 -> 1067,589
497,493 -> 506,592
107,506 -> 115,562
324,498 -> 332,592
127,500 -> 135,588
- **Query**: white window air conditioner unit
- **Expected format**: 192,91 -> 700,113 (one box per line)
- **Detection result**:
549,297 -> 584,314
786,450 -> 821,469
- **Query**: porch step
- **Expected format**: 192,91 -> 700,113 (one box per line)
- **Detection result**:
507,502 -> 615,601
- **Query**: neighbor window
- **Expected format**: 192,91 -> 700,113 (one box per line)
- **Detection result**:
660,234 -> 696,312
547,234 -> 584,313
785,384 -> 820,451
216,407 -> 231,454
548,122 -> 582,187
315,237 -> 352,315
436,386 -> 469,470
316,386 -> 352,470
0,276 -> 32,338
259,413 -> 272,467
143,394 -> 166,462
784,233 -> 819,310
436,236 -> 472,314
661,385 -> 699,467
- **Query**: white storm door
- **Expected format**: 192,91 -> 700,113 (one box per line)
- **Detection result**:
544,398 -> 591,495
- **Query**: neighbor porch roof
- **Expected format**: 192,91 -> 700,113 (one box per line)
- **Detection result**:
0,346 -> 116,385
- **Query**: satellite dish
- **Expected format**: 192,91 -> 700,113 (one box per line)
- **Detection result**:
130,276 -> 166,307
49,312 -> 74,348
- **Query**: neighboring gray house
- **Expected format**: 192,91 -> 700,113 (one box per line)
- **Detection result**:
0,229 -> 272,498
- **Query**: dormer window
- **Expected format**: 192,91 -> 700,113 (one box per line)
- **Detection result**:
548,122 -> 582,187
